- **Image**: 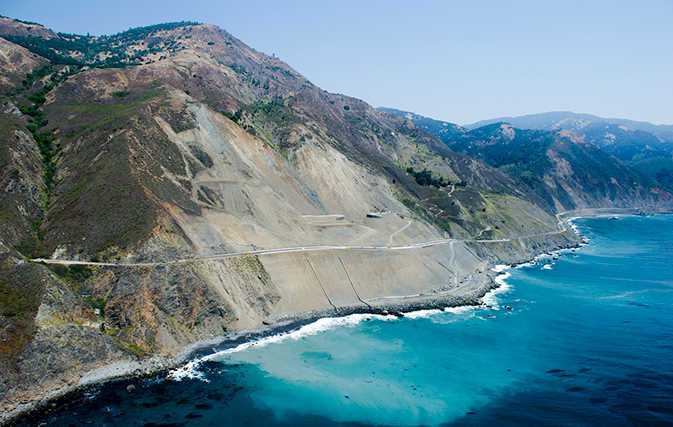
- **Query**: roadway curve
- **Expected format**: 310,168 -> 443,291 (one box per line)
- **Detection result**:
31,209 -> 597,268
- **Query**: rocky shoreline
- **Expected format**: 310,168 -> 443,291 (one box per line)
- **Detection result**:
1,259 -> 546,425
1,212 -> 642,426
1,221 -> 594,425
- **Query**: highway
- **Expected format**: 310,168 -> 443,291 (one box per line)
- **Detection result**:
32,240 -> 468,267
30,210 -> 589,268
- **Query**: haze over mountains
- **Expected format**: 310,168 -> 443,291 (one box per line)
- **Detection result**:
380,108 -> 673,191
466,111 -> 673,138
0,16 -> 671,419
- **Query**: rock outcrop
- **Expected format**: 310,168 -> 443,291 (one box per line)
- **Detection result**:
0,18 -> 667,420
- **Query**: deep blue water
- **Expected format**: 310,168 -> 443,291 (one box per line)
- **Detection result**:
14,216 -> 673,426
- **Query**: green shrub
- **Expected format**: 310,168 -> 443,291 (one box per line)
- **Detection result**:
221,110 -> 241,123
51,264 -> 68,278
16,237 -> 39,257
83,296 -> 106,315
189,144 -> 214,168
406,166 -> 449,188
401,198 -> 416,209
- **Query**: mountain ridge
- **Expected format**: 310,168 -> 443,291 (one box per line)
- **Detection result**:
381,107 -> 673,191
464,111 -> 673,138
0,16 -> 670,420
464,112 -> 673,187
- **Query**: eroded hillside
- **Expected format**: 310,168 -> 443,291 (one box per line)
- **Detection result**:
0,18 -> 662,417
382,108 -> 672,211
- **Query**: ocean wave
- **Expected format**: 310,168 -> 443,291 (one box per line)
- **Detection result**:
168,265 -> 523,381
403,309 -> 443,319
167,313 -> 402,380
166,358 -> 209,382
482,275 -> 513,308
444,305 -> 479,315
516,260 -> 537,268
214,314 -> 396,357
490,264 -> 511,273
211,314 -> 368,360
494,271 -> 512,286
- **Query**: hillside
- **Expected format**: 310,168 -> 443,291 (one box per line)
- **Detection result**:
444,123 -> 668,212
378,107 -> 466,141
465,111 -> 673,140
0,17 -> 670,418
383,107 -> 673,194
465,111 -> 673,188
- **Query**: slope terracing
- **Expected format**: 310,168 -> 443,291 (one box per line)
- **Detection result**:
0,19 -> 663,420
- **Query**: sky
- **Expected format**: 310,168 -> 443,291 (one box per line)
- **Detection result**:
2,0 -> 672,126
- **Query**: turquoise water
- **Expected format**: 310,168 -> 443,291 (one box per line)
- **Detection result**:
14,216 -> 673,426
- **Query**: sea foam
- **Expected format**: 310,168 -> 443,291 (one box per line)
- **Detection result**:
167,313 -> 399,381
169,265 -> 520,381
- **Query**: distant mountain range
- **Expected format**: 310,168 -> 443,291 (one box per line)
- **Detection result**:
465,111 -> 673,140
380,108 -> 673,190
1,15 -> 671,418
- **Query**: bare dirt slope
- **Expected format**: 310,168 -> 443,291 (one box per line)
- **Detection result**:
0,19 -> 653,419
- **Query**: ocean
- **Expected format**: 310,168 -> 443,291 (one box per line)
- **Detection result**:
13,215 -> 673,426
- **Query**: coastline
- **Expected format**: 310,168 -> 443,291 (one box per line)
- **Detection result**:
1,277 -> 498,426
1,210 -> 635,426
1,272 -> 501,424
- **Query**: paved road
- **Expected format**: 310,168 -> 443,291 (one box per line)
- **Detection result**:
31,209 -> 598,268
32,237 -> 504,267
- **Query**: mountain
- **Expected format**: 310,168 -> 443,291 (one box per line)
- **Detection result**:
378,107 -> 466,141
465,112 -> 673,187
443,123 -> 668,212
465,111 -> 673,141
383,108 -> 673,192
0,17 -> 670,418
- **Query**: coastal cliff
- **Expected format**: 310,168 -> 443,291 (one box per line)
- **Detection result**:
0,17 -> 670,420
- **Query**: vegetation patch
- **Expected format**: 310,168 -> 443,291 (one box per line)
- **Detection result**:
4,21 -> 200,69
406,166 -> 451,188
0,254 -> 47,356
82,296 -> 106,315
221,109 -> 241,123
48,263 -> 93,290
189,144 -> 214,168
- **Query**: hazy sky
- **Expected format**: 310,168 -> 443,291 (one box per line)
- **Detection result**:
2,0 -> 672,125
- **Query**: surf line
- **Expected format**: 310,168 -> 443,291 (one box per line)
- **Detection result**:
338,256 -> 372,309
306,256 -> 337,312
